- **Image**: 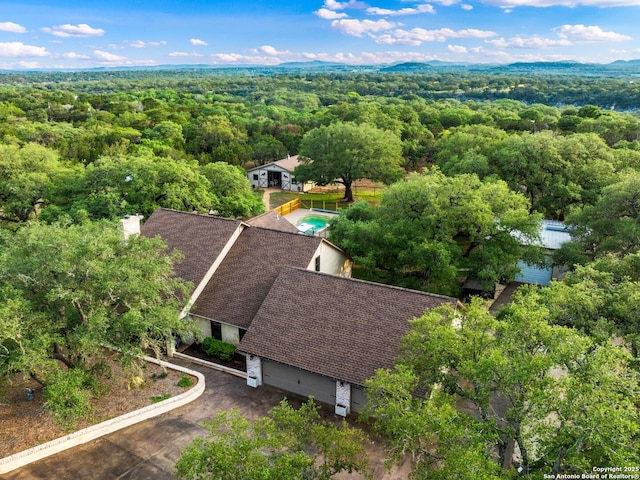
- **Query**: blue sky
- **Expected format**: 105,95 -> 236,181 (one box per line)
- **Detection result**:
0,0 -> 638,69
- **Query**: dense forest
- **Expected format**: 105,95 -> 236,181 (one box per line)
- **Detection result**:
1,69 -> 640,478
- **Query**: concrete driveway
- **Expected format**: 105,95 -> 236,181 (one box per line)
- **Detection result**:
1,358 -> 409,480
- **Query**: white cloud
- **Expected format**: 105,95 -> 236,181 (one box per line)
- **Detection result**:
94,50 -> 127,62
18,60 -> 42,68
0,22 -> 27,33
487,35 -> 572,48
461,3 -> 474,8
211,48 -> 446,65
190,38 -> 208,46
480,0 -> 640,7
0,42 -> 49,57
448,44 -> 468,53
211,52 -> 282,64
257,45 -> 291,55
130,40 -> 167,48
366,4 -> 436,15
554,24 -> 632,42
324,0 -> 368,10
42,23 -> 104,38
373,27 -> 495,45
331,18 -> 399,36
314,8 -> 349,19
62,52 -> 90,59
169,51 -> 204,57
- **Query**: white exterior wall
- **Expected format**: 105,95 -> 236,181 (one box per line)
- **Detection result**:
194,316 -> 212,339
307,242 -> 352,278
247,165 -> 309,192
221,324 -> 240,346
246,356 -> 263,387
120,215 -> 144,239
335,381 -> 351,415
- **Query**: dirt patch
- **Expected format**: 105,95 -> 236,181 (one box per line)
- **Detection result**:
0,352 -> 195,459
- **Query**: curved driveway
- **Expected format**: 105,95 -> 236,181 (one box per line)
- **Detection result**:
1,358 -> 408,480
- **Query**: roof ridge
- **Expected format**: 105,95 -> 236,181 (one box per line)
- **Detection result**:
279,266 -> 458,302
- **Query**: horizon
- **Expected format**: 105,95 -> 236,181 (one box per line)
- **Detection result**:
1,0 -> 639,70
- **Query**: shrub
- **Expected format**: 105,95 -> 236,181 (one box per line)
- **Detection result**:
202,337 -> 236,361
44,368 -> 95,429
177,376 -> 193,388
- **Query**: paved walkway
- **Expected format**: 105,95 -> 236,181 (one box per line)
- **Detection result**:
2,358 -> 405,480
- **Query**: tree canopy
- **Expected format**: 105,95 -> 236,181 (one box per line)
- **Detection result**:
295,122 -> 404,202
330,168 -> 543,296
175,399 -> 371,480
363,297 -> 640,478
0,220 -> 196,425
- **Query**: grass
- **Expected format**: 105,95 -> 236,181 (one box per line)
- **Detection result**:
150,393 -> 171,403
177,376 -> 193,388
268,186 -> 384,211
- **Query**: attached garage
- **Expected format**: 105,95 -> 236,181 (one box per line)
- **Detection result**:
262,360 -> 336,406
351,386 -> 368,413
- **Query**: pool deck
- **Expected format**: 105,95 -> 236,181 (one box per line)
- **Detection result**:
282,208 -> 338,226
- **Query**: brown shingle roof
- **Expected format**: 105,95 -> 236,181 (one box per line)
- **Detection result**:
239,268 -> 457,386
191,228 -> 324,329
245,211 -> 300,234
141,208 -> 241,289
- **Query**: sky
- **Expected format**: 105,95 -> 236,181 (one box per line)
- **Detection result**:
0,0 -> 639,69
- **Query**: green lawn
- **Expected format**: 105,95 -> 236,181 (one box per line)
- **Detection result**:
268,189 -> 383,211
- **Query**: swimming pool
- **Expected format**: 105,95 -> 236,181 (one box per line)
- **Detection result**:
296,215 -> 332,235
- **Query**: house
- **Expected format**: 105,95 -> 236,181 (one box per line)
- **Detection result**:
141,208 -> 350,344
239,267 -> 458,415
247,155 -> 313,192
139,207 -> 458,416
515,220 -> 572,286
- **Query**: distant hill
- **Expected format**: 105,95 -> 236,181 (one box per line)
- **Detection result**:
3,59 -> 640,77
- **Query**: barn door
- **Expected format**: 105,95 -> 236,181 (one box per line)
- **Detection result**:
258,170 -> 268,188
282,172 -> 290,190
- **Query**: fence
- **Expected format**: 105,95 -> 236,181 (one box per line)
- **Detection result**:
275,198 -> 341,215
274,198 -> 301,216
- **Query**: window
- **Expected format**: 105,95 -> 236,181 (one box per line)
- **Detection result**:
211,322 -> 222,340
315,256 -> 321,272
253,174 -> 259,180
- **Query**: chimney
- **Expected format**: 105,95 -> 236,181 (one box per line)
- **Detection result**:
121,214 -> 144,239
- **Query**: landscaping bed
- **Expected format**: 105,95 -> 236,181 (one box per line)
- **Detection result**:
0,352 -> 195,459
182,343 -> 246,371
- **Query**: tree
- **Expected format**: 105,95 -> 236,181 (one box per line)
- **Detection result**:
557,172 -> 640,265
175,399 -> 371,480
43,154 -> 217,221
295,122 -> 404,202
0,143 -> 68,224
364,296 -> 640,478
200,162 -> 264,218
330,169 -> 542,296
0,220 -> 196,426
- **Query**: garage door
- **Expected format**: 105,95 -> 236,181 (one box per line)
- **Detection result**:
515,260 -> 553,286
262,360 -> 336,406
351,386 -> 368,413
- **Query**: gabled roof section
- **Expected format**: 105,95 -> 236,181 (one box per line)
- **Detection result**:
141,208 -> 242,289
246,155 -> 301,173
273,155 -> 301,172
239,268 -> 458,387
245,211 -> 300,234
191,228 -> 324,329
